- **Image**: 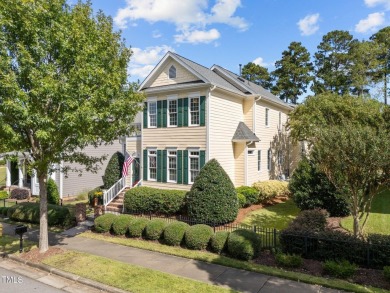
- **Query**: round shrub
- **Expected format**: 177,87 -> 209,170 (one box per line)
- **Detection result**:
144,219 -> 168,240
47,178 -> 60,205
210,231 -> 230,254
0,191 -> 8,200
112,215 -> 133,235
187,159 -> 238,224
236,186 -> 258,206
94,213 -> 116,233
237,193 -> 246,208
184,224 -> 213,250
103,152 -> 124,189
10,188 -> 30,200
323,260 -> 357,278
227,229 -> 261,260
289,157 -> 350,217
127,218 -> 149,238
163,221 -> 189,246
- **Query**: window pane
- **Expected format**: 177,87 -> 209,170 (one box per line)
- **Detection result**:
190,98 -> 200,125
149,102 -> 157,127
169,65 -> 176,79
169,100 -> 177,126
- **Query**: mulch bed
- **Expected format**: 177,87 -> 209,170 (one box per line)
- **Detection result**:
19,247 -> 65,263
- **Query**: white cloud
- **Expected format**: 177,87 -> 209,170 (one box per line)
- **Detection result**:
114,0 -> 247,44
152,30 -> 162,38
355,12 -> 385,33
297,13 -> 320,36
175,28 -> 221,44
252,57 -> 268,67
128,65 -> 156,79
364,0 -> 390,10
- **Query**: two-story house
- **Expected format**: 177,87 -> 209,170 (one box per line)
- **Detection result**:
125,52 -> 301,191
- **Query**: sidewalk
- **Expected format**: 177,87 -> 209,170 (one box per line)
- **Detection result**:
2,222 -> 342,293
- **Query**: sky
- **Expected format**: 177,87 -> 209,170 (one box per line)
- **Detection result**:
83,0 -> 390,97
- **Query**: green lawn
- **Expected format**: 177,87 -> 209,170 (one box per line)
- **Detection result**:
340,189 -> 390,235
241,199 -> 299,230
0,235 -> 37,254
0,166 -> 5,186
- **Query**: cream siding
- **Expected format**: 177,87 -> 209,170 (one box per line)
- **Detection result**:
243,97 -> 254,131
143,127 -> 206,149
209,89 -> 243,184
142,181 -> 191,191
150,61 -> 199,88
234,142 -> 245,187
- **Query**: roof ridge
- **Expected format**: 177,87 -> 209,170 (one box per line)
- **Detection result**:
170,52 -> 212,72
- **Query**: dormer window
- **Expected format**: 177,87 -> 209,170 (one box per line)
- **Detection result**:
169,65 -> 176,79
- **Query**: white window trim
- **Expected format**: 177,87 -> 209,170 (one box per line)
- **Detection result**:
148,99 -> 157,128
267,148 -> 272,171
265,108 -> 270,127
167,149 -> 177,183
189,96 -> 200,127
148,148 -> 157,181
188,148 -> 200,184
167,95 -> 178,128
258,150 -> 261,172
247,149 -> 255,156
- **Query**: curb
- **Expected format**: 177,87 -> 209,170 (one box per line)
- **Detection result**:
6,254 -> 128,293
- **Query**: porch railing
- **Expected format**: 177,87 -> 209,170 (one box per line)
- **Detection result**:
103,177 -> 126,208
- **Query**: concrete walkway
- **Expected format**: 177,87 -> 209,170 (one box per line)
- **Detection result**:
2,222 -> 343,293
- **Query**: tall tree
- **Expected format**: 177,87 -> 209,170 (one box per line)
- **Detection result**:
0,0 -> 144,252
241,62 -> 273,90
271,42 -> 313,104
312,30 -> 357,95
370,26 -> 390,105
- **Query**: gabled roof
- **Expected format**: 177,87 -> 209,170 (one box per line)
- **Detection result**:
232,122 -> 260,142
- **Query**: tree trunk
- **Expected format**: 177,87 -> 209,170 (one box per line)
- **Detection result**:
38,173 -> 49,253
353,215 -> 360,238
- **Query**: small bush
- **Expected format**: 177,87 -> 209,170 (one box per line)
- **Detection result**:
76,191 -> 88,201
0,191 -> 8,200
112,215 -> 133,235
367,234 -> 390,268
236,186 -> 258,206
94,214 -> 116,233
128,218 -> 149,238
227,229 -> 261,260
237,193 -> 246,208
144,219 -> 168,240
103,152 -> 124,189
163,221 -> 189,246
384,266 -> 390,281
323,259 -> 357,278
47,178 -> 60,205
291,209 -> 328,232
275,253 -> 303,268
252,180 -> 289,203
88,187 -> 103,206
210,231 -> 230,254
184,224 -> 213,250
10,188 -> 30,200
0,207 -> 9,217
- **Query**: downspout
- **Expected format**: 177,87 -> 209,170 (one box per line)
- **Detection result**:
253,95 -> 261,135
244,140 -> 254,186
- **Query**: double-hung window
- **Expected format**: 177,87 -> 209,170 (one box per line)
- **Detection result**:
148,150 -> 157,180
168,99 -> 177,127
258,150 -> 261,171
189,151 -> 200,183
189,97 -> 200,126
167,150 -> 177,183
148,101 -> 157,128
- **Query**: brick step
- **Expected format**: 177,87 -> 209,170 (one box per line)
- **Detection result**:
105,206 -> 122,213
108,202 -> 123,208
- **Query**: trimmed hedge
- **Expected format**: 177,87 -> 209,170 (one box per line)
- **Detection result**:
236,186 -> 258,206
163,221 -> 189,246
47,178 -> 60,205
94,214 -> 116,233
210,231 -> 230,254
187,159 -> 238,224
7,203 -> 71,226
144,219 -> 167,240
0,207 -> 9,217
103,152 -> 124,189
112,215 -> 133,235
184,224 -> 213,250
227,229 -> 261,260
10,188 -> 30,200
237,193 -> 246,208
252,180 -> 289,203
124,187 -> 187,215
128,218 -> 149,238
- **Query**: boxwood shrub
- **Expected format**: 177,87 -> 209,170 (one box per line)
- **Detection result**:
144,219 -> 168,240
210,231 -> 230,254
128,218 -> 149,238
184,224 -> 213,250
323,259 -> 357,278
163,221 -> 189,246
112,215 -> 133,235
227,229 -> 261,260
94,213 -> 116,233
7,202 -> 71,226
252,180 -> 289,203
236,186 -> 258,206
124,187 -> 187,215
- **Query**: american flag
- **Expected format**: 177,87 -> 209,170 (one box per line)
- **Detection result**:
122,154 -> 134,177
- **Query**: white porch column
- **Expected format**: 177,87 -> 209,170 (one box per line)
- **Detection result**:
5,160 -> 11,187
18,160 -> 24,188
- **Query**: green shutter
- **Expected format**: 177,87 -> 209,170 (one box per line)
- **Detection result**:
143,102 -> 148,128
162,100 -> 167,128
177,99 -> 183,127
183,150 -> 188,184
157,150 -> 162,182
183,98 -> 188,127
157,101 -> 162,128
163,150 -> 167,182
200,150 -> 206,170
200,96 -> 206,126
143,149 -> 148,181
177,150 -> 183,184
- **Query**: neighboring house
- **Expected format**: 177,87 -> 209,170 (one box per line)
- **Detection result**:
126,52 -> 301,191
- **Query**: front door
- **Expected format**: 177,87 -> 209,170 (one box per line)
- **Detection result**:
132,158 -> 140,186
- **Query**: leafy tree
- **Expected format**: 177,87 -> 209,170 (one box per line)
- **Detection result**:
187,159 -> 238,224
272,42 -> 313,104
312,30 -> 357,95
103,152 -> 125,189
241,62 -> 273,89
0,0 -> 144,252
